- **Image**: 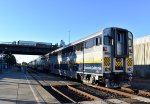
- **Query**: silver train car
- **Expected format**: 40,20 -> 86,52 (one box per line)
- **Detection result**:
29,27 -> 133,88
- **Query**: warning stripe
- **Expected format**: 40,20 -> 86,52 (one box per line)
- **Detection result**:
115,58 -> 123,67
104,57 -> 110,66
127,58 -> 132,66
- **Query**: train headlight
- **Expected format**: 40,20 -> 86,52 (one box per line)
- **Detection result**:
127,67 -> 133,72
105,68 -> 111,72
105,68 -> 108,71
103,47 -> 107,51
128,73 -> 132,77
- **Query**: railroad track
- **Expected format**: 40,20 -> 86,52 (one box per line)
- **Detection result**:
28,70 -> 150,104
83,83 -> 150,103
120,87 -> 150,98
28,71 -> 105,103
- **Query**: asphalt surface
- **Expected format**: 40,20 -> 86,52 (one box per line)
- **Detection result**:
0,68 -> 46,104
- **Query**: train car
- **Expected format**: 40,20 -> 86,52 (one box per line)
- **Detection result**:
46,27 -> 133,88
36,42 -> 52,47
18,40 -> 36,46
29,54 -> 50,72
18,40 -> 52,47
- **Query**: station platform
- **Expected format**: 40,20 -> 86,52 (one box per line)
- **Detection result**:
0,68 -> 59,104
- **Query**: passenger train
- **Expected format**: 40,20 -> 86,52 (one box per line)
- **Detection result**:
29,27 -> 133,88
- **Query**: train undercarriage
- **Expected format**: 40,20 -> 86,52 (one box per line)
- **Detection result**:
77,72 -> 133,88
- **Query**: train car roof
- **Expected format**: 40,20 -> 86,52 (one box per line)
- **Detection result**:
71,30 -> 103,45
51,29 -> 104,53
50,27 -> 129,53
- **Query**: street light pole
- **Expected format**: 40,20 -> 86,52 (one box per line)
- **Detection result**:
68,30 -> 71,44
0,53 -> 2,73
0,51 -> 4,73
2,51 -> 4,73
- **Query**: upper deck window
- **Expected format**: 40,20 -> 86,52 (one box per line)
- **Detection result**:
104,36 -> 112,45
76,43 -> 83,51
85,38 -> 94,48
96,37 -> 101,45
118,33 -> 121,41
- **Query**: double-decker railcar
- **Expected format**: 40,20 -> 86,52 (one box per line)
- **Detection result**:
29,55 -> 50,72
47,27 -> 133,87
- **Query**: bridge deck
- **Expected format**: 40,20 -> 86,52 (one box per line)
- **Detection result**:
0,44 -> 58,55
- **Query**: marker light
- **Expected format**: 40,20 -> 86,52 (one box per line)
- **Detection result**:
103,47 -> 107,51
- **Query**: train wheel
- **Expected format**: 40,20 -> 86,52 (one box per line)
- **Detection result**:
110,81 -> 115,88
133,89 -> 139,94
89,75 -> 96,84
104,79 -> 110,87
105,82 -> 110,87
77,74 -> 83,83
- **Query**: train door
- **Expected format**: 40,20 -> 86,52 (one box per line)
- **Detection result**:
113,30 -> 127,72
117,32 -> 124,55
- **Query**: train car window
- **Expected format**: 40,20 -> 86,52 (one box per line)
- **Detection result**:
118,33 -> 120,41
128,32 -> 133,47
91,38 -> 94,47
128,39 -> 132,47
76,44 -> 79,51
75,43 -> 83,51
80,43 -> 83,51
78,44 -> 81,51
96,37 -> 101,45
96,38 -> 98,45
85,38 -> 94,48
84,42 -> 87,48
85,41 -> 88,48
73,45 -> 76,52
104,36 -> 112,45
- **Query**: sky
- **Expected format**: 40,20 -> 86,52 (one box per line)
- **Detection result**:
0,0 -> 150,63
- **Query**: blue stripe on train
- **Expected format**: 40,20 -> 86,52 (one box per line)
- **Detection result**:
78,63 -> 102,74
54,63 -> 102,74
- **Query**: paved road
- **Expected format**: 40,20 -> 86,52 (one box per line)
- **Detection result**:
0,68 -> 44,104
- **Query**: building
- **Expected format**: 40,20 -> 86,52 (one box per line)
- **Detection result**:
134,35 -> 150,78
0,55 -> 7,71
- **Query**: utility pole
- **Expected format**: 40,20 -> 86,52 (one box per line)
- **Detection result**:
0,51 -> 4,73
68,30 -> 71,44
0,53 -> 2,73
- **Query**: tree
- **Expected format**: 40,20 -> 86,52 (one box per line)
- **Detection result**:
60,40 -> 65,47
3,54 -> 16,65
22,62 -> 28,66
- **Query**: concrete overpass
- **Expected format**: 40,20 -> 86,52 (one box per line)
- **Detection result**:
0,44 -> 58,55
